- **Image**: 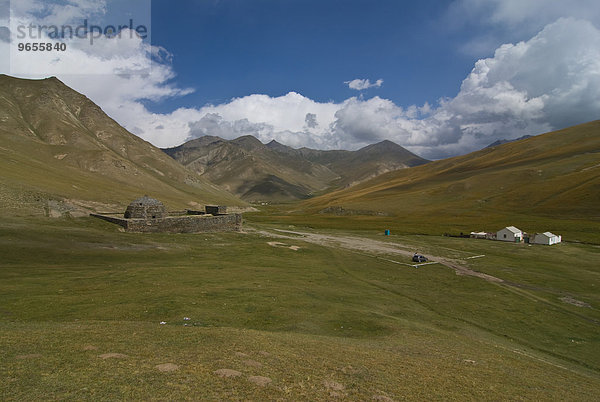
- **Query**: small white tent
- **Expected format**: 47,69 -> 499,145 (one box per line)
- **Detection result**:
470,231 -> 487,239
496,226 -> 523,242
533,232 -> 562,245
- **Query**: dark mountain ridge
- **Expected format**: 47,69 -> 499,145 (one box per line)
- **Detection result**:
164,136 -> 429,201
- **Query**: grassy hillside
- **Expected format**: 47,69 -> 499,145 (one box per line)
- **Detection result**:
289,121 -> 600,243
0,75 -> 243,216
1,217 -> 599,400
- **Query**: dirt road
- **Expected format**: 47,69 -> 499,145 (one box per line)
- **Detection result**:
252,228 -> 505,284
252,227 -> 598,324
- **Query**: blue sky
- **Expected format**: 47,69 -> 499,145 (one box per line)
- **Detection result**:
149,0 -> 468,111
2,0 -> 600,158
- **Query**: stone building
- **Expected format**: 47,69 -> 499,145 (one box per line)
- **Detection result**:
206,205 -> 227,215
92,196 -> 241,233
124,195 -> 167,219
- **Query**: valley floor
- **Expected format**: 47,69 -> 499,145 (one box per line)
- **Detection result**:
1,216 -> 599,400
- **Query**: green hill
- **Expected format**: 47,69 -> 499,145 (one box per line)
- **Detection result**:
0,75 -> 243,216
294,121 -> 600,242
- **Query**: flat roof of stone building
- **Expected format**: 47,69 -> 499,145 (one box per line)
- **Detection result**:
129,195 -> 164,206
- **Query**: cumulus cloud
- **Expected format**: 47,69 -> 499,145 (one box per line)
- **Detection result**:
345,78 -> 384,90
2,1 -> 599,160
9,0 -> 107,26
459,18 -> 600,129
184,92 -> 342,149
178,18 -> 599,159
188,113 -> 274,141
7,0 -> 152,76
449,0 -> 600,56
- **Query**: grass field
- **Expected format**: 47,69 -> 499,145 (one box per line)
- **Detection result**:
293,121 -> 600,244
247,203 -> 600,247
1,216 -> 599,400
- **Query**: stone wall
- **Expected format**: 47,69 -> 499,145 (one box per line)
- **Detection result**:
90,213 -> 128,228
91,213 -> 242,233
126,213 -> 242,233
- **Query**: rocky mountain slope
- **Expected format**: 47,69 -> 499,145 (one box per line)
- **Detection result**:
163,135 -> 339,202
164,136 -> 428,202
0,75 -> 243,216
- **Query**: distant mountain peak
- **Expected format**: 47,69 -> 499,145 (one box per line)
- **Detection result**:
266,139 -> 296,153
365,139 -> 401,150
266,139 -> 285,148
235,135 -> 262,142
231,135 -> 264,148
357,140 -> 425,162
164,134 -> 429,202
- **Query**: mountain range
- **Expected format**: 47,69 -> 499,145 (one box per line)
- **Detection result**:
0,75 -> 428,213
0,75 -> 241,216
163,136 -> 428,202
1,74 -> 598,240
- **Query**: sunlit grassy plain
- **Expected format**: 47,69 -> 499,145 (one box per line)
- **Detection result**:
1,215 -> 599,400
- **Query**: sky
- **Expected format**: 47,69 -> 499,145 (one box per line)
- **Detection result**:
1,0 -> 599,159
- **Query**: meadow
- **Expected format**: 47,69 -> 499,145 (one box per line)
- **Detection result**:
1,215 -> 599,400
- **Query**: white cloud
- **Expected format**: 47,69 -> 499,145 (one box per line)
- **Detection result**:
177,93 -> 341,149
449,18 -> 600,129
345,78 -> 384,91
176,19 -> 600,158
6,0 -> 151,76
450,0 -> 600,56
9,0 -> 107,26
177,18 -> 599,159
2,1 -> 599,160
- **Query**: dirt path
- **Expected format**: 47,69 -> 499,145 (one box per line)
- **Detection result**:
247,226 -> 600,378
273,229 -> 416,257
251,228 -> 505,284
435,257 -> 504,283
251,227 -> 600,327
